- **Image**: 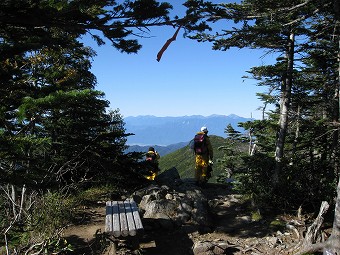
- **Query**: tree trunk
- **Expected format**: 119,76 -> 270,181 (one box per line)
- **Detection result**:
295,36 -> 340,255
330,38 -> 340,176
290,104 -> 301,166
273,31 -> 295,184
302,201 -> 329,247
323,176 -> 340,254
323,35 -> 340,255
11,185 -> 16,217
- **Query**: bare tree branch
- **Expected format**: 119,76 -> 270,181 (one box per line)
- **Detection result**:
156,26 -> 182,62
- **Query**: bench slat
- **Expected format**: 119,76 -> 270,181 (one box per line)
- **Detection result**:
105,201 -> 113,232
124,200 -> 137,236
112,201 -> 121,237
105,199 -> 144,238
118,201 -> 129,237
129,199 -> 144,232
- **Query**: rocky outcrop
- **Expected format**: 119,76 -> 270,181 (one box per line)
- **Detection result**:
131,167 -> 212,230
110,167 -> 308,255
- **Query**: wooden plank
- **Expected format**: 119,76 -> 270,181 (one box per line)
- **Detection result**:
129,199 -> 144,234
111,201 -> 121,237
106,200 -> 144,239
118,201 -> 129,237
124,200 -> 137,236
105,201 -> 113,232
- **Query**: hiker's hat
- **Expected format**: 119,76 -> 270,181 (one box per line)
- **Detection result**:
201,126 -> 208,133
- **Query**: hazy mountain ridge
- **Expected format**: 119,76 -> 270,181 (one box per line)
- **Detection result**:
125,142 -> 188,156
124,114 -> 252,146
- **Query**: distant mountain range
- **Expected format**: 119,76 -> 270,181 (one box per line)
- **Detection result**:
124,114 -> 253,146
124,142 -> 188,156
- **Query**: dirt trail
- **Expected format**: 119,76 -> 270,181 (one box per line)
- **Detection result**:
62,206 -> 106,254
62,183 -> 289,255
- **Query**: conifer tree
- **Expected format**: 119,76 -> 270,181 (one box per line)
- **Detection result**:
0,1 -> 176,252
0,0 -> 173,56
184,0 -> 340,253
0,0 -> 175,189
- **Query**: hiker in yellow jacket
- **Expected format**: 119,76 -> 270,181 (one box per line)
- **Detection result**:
145,147 -> 160,181
194,126 -> 213,186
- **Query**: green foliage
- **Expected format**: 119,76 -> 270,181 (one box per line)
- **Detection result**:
1,0 -> 340,251
1,190 -> 74,254
269,219 -> 286,232
28,192 -> 73,239
0,0 -> 176,192
224,123 -> 242,140
0,38 -> 138,191
239,119 -> 278,153
216,124 -> 249,183
0,1 -> 176,251
232,117 -> 338,211
184,0 -> 340,216
0,196 -> 6,238
74,184 -> 125,206
233,153 -> 276,206
251,210 -> 263,221
1,87 -> 132,190
0,0 -> 173,55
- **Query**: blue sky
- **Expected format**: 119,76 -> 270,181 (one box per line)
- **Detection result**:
83,1 -> 275,120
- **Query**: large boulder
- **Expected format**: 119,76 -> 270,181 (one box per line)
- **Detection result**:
131,168 -> 212,230
155,166 -> 182,187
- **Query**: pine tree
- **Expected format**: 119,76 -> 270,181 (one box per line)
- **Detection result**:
0,0 -> 175,190
0,0 -> 173,56
184,0 -> 340,253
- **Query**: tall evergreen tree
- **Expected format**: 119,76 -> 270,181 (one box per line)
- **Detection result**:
183,0 -> 340,253
185,0 -> 320,184
0,0 -> 173,56
0,0 -> 175,189
0,1 -> 176,252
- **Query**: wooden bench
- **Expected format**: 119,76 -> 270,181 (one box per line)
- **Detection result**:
105,199 -> 144,254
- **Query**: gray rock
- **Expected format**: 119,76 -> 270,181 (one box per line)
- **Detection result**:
143,199 -> 178,218
192,241 -> 214,255
193,241 -> 229,255
132,168 -> 212,229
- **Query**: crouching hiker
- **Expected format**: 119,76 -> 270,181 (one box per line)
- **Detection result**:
145,147 -> 160,181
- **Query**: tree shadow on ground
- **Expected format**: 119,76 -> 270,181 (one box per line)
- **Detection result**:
140,219 -> 194,255
63,235 -> 99,255
139,227 -> 194,255
201,182 -> 285,239
63,181 -> 291,255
